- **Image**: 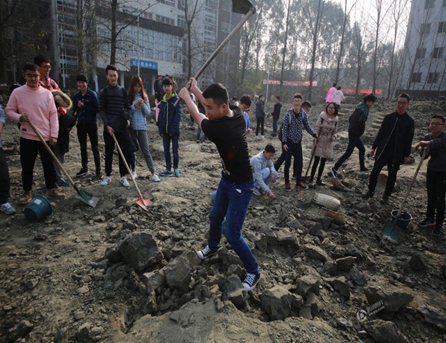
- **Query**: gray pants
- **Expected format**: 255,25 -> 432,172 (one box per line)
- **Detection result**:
134,130 -> 155,174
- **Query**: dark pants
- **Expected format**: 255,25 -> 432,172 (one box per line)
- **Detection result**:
20,137 -> 56,191
368,154 -> 400,197
256,117 -> 264,136
334,135 -> 366,171
163,134 -> 179,170
426,169 -> 446,227
103,130 -> 130,177
273,118 -> 278,134
209,176 -> 258,274
311,156 -> 327,181
274,142 -> 296,175
77,123 -> 101,172
285,142 -> 303,185
0,148 -> 10,204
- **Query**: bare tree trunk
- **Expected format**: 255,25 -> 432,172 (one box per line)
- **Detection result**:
308,0 -> 325,102
77,0 -> 85,72
335,0 -> 356,84
280,0 -> 291,96
110,0 -> 117,65
50,0 -> 60,83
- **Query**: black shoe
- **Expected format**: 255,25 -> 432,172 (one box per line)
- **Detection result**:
331,167 -> 338,178
96,170 -> 103,178
286,183 -> 291,191
362,190 -> 374,199
360,167 -> 372,173
316,179 -> 326,186
296,182 -> 307,190
432,226 -> 442,237
76,168 -> 88,177
196,245 -> 219,260
242,272 -> 261,291
418,218 -> 436,228
380,195 -> 389,204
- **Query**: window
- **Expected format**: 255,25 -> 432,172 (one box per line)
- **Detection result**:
433,47 -> 444,58
177,14 -> 186,29
158,0 -> 175,6
156,14 -> 175,25
411,73 -> 422,83
178,0 -> 185,10
439,22 -> 446,33
427,73 -> 439,83
416,48 -> 427,59
425,0 -> 435,9
421,23 -> 431,34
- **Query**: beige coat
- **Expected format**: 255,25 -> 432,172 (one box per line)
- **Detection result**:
313,111 -> 338,159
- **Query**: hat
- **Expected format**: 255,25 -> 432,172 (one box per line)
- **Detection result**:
76,74 -> 88,83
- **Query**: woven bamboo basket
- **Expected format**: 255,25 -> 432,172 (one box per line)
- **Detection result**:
313,193 -> 342,211
321,209 -> 346,225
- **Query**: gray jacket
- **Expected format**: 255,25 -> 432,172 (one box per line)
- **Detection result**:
424,132 -> 446,172
250,151 -> 276,192
255,100 -> 266,118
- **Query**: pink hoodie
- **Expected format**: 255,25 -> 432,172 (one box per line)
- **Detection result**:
6,84 -> 58,141
326,86 -> 336,103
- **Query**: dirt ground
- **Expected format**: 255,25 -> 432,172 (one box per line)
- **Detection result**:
1,95 -> 446,343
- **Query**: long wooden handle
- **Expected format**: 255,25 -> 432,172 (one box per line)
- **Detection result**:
304,131 -> 322,178
173,8 -> 256,107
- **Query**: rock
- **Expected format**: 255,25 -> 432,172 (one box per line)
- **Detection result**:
7,320 -> 34,341
304,244 -> 329,262
309,222 -> 324,237
163,256 -> 191,292
305,292 -> 320,317
350,268 -> 367,286
218,247 -> 243,267
261,285 -> 303,320
25,278 -> 39,290
417,304 -> 446,332
118,231 -> 163,271
364,286 -> 414,313
227,288 -> 248,310
323,261 -> 338,275
409,254 -> 426,272
105,245 -> 123,263
141,270 -> 165,295
90,326 -> 104,340
335,256 -> 356,272
336,317 -> 353,330
364,319 -> 409,343
276,229 -> 300,248
441,264 -> 446,279
54,328 -> 68,343
73,309 -> 85,321
144,292 -> 158,314
181,250 -> 202,270
296,274 -> 321,297
288,218 -> 304,230
76,322 -> 91,341
326,276 -> 350,298
299,305 -> 312,319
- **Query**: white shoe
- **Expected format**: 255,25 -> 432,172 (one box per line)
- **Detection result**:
120,177 -> 130,187
101,176 -> 111,186
151,174 -> 161,182
131,171 -> 138,180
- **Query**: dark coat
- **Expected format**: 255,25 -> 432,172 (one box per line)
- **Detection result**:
255,100 -> 266,118
372,111 -> 414,166
158,93 -> 181,135
272,102 -> 282,120
348,103 -> 369,138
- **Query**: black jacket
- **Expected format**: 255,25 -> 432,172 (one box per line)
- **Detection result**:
348,105 -> 368,138
372,111 -> 414,166
272,102 -> 282,120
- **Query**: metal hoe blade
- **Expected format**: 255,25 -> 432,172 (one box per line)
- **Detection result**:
382,221 -> 403,243
233,0 -> 255,14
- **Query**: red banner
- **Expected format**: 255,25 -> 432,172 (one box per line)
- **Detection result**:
263,80 -> 318,86
324,88 -> 382,95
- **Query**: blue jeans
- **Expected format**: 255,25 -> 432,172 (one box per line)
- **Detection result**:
208,176 -> 258,274
253,167 -> 278,191
273,119 -> 278,133
334,135 -> 366,171
162,134 -> 179,170
196,127 -> 207,142
285,142 -> 303,184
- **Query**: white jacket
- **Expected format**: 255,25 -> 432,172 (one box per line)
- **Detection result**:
333,90 -> 345,105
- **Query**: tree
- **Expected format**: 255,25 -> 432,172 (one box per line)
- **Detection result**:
279,0 -> 291,96
182,0 -> 202,78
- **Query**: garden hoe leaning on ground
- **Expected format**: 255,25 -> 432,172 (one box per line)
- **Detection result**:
173,0 -> 256,107
382,149 -> 428,243
28,120 -> 100,208
111,132 -> 152,211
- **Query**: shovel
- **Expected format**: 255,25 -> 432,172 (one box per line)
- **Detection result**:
110,132 -> 152,210
28,120 -> 100,207
382,149 -> 428,243
174,0 -> 256,107
304,130 -> 322,181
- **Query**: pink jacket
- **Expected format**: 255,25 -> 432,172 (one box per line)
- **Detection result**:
325,87 -> 336,103
6,85 -> 59,141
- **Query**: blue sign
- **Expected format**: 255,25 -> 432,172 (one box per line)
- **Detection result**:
130,58 -> 158,70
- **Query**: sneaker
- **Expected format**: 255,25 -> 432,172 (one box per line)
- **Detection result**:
131,171 -> 138,180
19,191 -> 32,205
159,170 -> 173,177
174,169 -> 180,177
101,176 -> 111,186
331,167 -> 338,178
242,272 -> 261,291
255,136 -> 259,140
360,167 -> 372,173
120,177 -> 130,187
285,183 -> 291,191
196,140 -> 200,143
361,190 -> 374,199
197,245 -> 219,260
76,168 -> 88,177
418,218 -> 436,228
55,178 -> 69,187
0,202 -> 16,215
48,188 -> 65,199
380,195 -> 389,205
261,135 -> 264,139
253,188 -> 261,196
296,182 -> 307,190
151,174 -> 161,182
432,226 -> 442,237
316,180 -> 326,186
308,180 -> 314,189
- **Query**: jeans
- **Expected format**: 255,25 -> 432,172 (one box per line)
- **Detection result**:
426,169 -> 446,227
253,167 -> 278,190
103,130 -> 130,177
50,143 -> 64,180
334,135 -> 366,171
134,130 -> 155,174
284,142 -> 303,185
256,117 -> 264,136
208,176 -> 258,274
368,153 -> 400,196
77,123 -> 101,172
20,137 -> 56,191
273,118 -> 278,134
163,134 -> 179,170
196,127 -> 207,142
0,148 -> 10,204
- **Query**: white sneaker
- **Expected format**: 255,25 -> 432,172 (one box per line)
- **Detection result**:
120,177 -> 130,187
0,202 -> 16,215
261,135 -> 264,139
101,176 -> 111,186
151,174 -> 161,182
131,171 -> 138,180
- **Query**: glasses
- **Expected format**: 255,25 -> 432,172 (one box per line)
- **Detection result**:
25,74 -> 39,78
430,122 -> 444,126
